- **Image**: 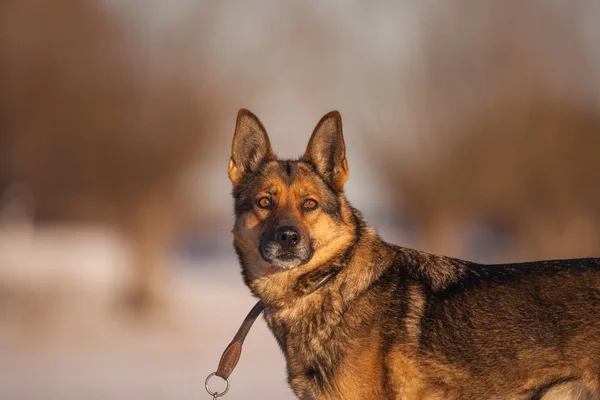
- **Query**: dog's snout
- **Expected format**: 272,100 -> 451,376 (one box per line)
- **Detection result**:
274,226 -> 301,248
260,223 -> 312,268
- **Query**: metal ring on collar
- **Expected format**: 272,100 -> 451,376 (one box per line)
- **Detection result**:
205,372 -> 230,398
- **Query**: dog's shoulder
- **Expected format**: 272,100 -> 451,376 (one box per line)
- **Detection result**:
385,244 -> 600,293
382,245 -> 471,291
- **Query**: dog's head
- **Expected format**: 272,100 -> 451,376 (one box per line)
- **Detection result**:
228,110 -> 356,286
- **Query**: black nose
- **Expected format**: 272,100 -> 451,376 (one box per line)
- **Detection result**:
274,226 -> 301,248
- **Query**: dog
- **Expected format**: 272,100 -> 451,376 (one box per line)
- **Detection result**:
228,109 -> 600,399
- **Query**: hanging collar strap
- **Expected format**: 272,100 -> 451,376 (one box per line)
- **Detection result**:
205,269 -> 337,398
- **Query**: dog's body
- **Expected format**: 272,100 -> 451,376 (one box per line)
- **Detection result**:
228,109 -> 600,399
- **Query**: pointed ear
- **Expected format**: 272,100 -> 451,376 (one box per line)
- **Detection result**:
302,111 -> 348,190
228,109 -> 275,185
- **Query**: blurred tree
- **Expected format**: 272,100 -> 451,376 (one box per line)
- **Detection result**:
0,0 -> 221,313
377,1 -> 600,261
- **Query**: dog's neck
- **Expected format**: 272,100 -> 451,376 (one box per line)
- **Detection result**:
248,209 -> 388,309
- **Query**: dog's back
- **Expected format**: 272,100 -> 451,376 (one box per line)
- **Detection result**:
384,253 -> 600,399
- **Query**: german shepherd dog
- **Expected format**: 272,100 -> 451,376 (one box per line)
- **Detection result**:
228,109 -> 600,399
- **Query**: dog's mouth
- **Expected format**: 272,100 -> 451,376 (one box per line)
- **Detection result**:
259,242 -> 314,269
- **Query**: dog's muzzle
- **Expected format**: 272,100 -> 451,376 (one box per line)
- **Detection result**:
259,225 -> 313,268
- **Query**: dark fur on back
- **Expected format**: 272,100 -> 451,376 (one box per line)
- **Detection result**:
228,109 -> 600,399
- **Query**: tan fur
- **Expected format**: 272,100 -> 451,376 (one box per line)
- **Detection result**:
325,329 -> 385,400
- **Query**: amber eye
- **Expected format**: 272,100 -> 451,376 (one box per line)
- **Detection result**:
303,199 -> 318,210
257,197 -> 273,209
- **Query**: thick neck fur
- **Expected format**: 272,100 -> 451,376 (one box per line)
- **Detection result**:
247,207 -> 390,308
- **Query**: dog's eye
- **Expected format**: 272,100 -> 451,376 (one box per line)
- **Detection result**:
257,197 -> 273,209
303,199 -> 318,210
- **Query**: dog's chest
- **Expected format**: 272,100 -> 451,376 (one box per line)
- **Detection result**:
264,293 -> 384,399
265,297 -> 349,375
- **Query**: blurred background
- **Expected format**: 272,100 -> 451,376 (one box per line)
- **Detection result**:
1,1 -> 599,399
